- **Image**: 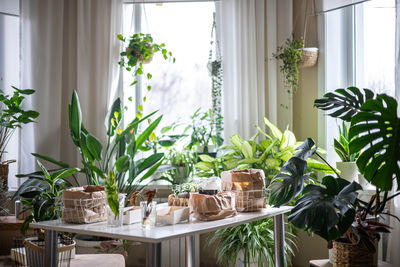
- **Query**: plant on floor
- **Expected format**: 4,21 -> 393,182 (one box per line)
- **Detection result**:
273,38 -> 304,94
19,160 -> 79,235
16,91 -> 164,203
0,86 -> 39,190
118,33 -> 175,118
210,218 -> 297,267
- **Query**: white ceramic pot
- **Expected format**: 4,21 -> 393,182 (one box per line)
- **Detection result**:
236,250 -> 259,267
336,162 -> 359,183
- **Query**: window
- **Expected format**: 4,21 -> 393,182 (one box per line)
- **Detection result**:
0,2 -> 21,190
324,0 -> 395,163
121,1 -> 218,130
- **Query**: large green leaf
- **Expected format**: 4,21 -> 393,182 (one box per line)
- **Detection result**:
288,176 -> 361,241
314,87 -> 375,122
349,94 -> 400,191
135,115 -> 163,153
31,153 -> 70,168
86,134 -> 103,161
69,90 -> 82,141
136,153 -> 164,176
115,155 -> 130,173
280,129 -> 296,150
268,157 -> 309,207
264,117 -> 283,140
106,98 -> 121,136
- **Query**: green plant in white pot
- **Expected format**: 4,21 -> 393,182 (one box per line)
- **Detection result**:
334,121 -> 360,183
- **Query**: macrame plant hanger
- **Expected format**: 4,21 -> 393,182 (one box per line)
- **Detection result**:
298,0 -> 319,68
208,12 -> 224,146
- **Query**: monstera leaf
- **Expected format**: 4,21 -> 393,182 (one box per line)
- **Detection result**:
349,94 -> 400,191
314,87 -> 375,122
289,176 -> 361,241
269,138 -> 318,207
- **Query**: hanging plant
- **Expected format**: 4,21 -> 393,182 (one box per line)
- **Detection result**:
273,38 -> 304,94
118,33 -> 175,118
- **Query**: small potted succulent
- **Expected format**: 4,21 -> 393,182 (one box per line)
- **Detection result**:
0,87 -> 39,190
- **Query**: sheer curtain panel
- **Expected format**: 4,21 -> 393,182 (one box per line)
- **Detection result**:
20,0 -> 122,183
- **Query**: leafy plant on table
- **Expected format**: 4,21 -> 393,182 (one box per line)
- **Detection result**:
16,91 -> 165,204
118,33 -> 175,118
0,86 -> 39,162
19,160 -> 79,235
273,38 -> 304,94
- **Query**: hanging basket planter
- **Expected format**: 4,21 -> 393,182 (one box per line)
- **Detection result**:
298,47 -> 318,68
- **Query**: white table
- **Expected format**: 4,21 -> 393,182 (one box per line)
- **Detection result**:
31,206 -> 292,267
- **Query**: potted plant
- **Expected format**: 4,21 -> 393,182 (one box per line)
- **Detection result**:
334,121 -> 360,183
203,118 -> 333,266
0,87 -> 39,190
118,33 -> 174,118
273,38 -> 304,94
269,87 -> 400,266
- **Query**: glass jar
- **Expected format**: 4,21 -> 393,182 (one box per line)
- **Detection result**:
140,201 -> 157,229
107,193 -> 126,227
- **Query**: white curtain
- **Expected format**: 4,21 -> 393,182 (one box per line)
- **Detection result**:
20,0 -> 122,180
219,0 -> 266,141
390,1 -> 400,265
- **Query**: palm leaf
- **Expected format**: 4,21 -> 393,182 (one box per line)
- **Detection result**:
314,87 -> 375,122
349,94 -> 400,191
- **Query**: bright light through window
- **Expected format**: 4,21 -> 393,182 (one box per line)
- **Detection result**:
122,2 -> 216,129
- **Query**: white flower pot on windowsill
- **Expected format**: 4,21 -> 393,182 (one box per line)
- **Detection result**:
336,162 -> 358,183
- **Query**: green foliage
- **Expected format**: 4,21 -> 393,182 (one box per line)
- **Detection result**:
209,218 -> 296,267
349,94 -> 400,191
105,170 -> 119,217
273,38 -> 304,94
269,138 -> 362,242
314,86 -> 375,122
334,121 -> 359,162
17,91 -> 165,203
158,149 -> 197,185
19,160 -> 79,235
0,86 -> 39,161
118,33 -> 174,117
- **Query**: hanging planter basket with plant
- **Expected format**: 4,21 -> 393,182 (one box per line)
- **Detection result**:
298,0 -> 318,69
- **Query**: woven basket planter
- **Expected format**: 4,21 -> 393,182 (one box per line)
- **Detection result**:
0,164 -> 9,190
298,47 -> 318,68
332,240 -> 377,267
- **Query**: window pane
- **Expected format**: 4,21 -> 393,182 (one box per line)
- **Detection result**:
122,2 -> 216,129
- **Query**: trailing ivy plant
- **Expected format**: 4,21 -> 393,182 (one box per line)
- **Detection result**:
273,38 -> 304,94
118,33 -> 175,118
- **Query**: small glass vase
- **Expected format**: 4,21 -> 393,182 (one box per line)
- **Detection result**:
141,201 -> 157,229
107,193 -> 126,227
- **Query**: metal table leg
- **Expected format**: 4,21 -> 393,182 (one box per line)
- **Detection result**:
185,235 -> 195,267
45,229 -> 58,267
147,242 -> 161,267
273,214 -> 285,267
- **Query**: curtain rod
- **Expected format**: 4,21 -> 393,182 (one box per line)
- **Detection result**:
313,0 -> 371,15
123,0 -> 219,3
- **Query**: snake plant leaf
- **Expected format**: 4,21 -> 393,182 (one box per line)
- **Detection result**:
349,94 -> 400,191
105,98 -> 121,136
288,176 -> 361,241
264,117 -> 283,140
86,134 -> 103,161
334,139 -> 348,162
268,157 -> 309,207
314,87 -> 375,122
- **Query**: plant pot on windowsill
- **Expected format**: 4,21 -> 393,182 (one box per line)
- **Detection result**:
298,47 -> 318,68
336,161 -> 359,183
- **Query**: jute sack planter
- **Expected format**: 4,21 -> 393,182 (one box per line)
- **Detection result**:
332,239 -> 377,267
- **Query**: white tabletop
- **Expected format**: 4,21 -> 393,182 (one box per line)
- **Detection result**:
30,206 -> 292,243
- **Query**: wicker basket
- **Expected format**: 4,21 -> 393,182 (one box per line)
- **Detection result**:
298,47 -> 318,68
332,240 -> 376,267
